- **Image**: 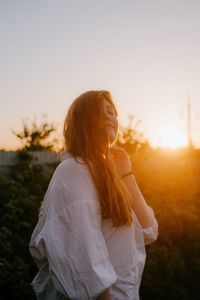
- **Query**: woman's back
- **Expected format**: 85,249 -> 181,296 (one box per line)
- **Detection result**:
30,153 -> 158,300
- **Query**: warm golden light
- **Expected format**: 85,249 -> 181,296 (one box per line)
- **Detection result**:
156,125 -> 187,149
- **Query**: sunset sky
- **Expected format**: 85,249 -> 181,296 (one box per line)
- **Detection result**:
1,0 -> 200,150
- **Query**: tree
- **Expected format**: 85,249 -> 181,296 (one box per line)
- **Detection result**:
12,116 -> 60,151
116,115 -> 151,162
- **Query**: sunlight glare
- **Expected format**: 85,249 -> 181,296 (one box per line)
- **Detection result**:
156,125 -> 187,149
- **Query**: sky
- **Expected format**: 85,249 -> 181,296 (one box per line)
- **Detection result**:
1,0 -> 200,150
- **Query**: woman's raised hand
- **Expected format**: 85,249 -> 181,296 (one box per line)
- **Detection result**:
109,146 -> 132,177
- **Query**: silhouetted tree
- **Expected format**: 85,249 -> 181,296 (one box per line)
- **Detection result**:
12,116 -> 59,151
116,115 -> 151,163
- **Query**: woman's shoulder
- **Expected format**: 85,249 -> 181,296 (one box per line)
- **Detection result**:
47,152 -> 98,206
53,152 -> 91,185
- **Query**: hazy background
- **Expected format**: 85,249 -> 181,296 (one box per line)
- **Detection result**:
1,0 -> 200,150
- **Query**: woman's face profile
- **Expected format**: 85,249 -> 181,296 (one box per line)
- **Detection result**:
103,98 -> 119,145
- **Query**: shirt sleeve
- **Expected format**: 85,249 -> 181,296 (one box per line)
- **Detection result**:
140,206 -> 158,245
33,160 -> 117,300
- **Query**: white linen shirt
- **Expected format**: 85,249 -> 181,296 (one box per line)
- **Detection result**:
29,152 -> 158,300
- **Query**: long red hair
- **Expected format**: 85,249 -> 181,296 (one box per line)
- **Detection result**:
63,90 -> 132,226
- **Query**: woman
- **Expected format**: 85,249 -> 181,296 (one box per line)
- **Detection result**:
29,90 -> 158,300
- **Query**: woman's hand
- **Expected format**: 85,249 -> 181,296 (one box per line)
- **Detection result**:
109,146 -> 132,177
96,288 -> 111,300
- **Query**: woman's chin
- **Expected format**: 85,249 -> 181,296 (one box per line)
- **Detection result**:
108,134 -> 118,146
105,127 -> 118,146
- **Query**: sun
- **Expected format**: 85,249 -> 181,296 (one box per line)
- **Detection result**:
156,125 -> 187,149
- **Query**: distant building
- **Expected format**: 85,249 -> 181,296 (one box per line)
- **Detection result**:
0,151 -> 58,175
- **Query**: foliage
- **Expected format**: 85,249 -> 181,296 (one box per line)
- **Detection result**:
0,152 -> 56,300
136,149 -> 200,299
12,117 -> 59,151
117,115 -> 149,150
